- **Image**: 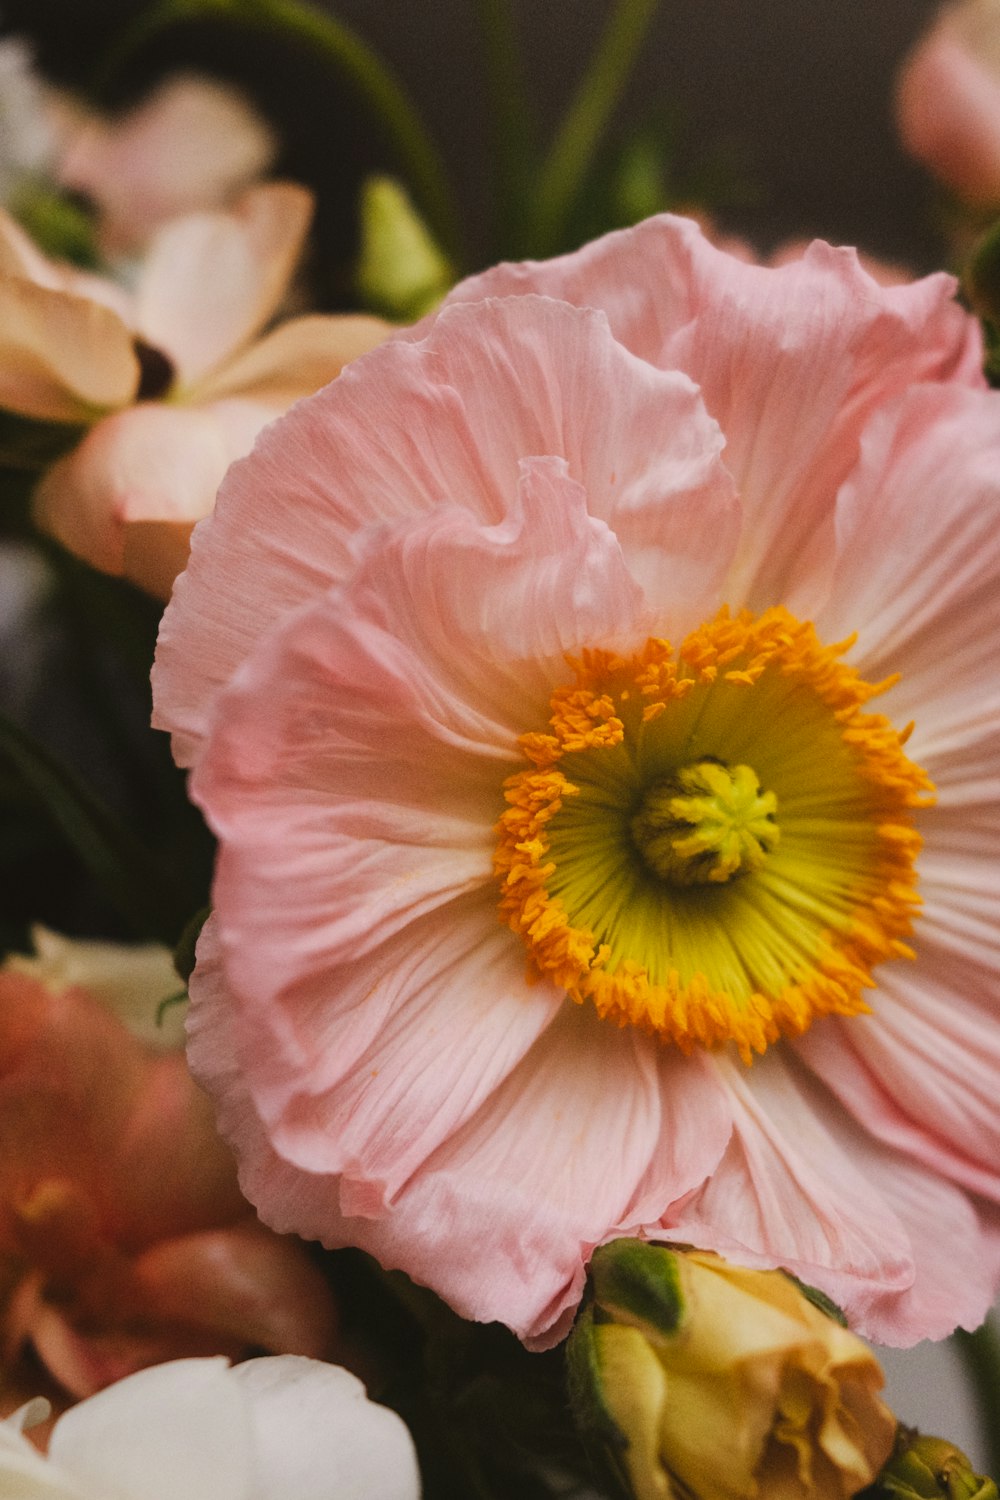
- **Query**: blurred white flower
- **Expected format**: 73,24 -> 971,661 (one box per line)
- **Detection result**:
0,1356 -> 421,1500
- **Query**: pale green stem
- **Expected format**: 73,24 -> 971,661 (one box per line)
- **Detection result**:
530,0 -> 660,255
94,0 -> 463,262
953,1318 -> 1000,1477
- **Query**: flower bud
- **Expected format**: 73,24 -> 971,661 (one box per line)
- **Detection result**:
567,1241 -> 896,1500
896,0 -> 1000,208
356,174 -> 453,321
869,1430 -> 997,1500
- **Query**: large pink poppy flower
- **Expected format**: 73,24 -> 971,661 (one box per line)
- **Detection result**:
153,215 -> 1000,1348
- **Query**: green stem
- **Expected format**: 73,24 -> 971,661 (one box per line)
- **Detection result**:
953,1318 -> 1000,1477
93,0 -> 463,263
530,0 -> 660,256
473,0 -> 536,257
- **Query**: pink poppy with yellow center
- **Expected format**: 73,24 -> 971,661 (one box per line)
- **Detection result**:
153,215 -> 1000,1350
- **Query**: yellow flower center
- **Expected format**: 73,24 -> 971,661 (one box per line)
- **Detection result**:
494,606 -> 934,1062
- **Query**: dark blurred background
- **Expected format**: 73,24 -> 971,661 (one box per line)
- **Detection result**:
1,0 -> 948,280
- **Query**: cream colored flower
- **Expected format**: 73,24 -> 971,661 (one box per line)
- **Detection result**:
0,182 -> 387,598
0,1356 -> 421,1500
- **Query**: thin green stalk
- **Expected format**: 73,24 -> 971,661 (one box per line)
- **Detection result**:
473,0 -> 536,257
94,0 -> 463,263
530,0 -> 660,256
953,1318 -> 1000,1477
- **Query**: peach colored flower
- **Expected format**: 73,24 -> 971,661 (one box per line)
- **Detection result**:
0,182 -> 387,598
897,0 -> 1000,207
153,216 -> 1000,1349
0,934 -> 336,1399
55,73 -> 278,259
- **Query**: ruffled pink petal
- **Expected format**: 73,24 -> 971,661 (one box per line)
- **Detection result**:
194,313 -> 390,406
794,945 -> 1000,1202
32,399 -> 271,577
191,923 -> 730,1347
835,1139 -> 1000,1344
664,1052 -> 917,1321
154,292 -> 736,767
135,182 -> 312,387
434,214 -> 982,612
0,273 -> 137,421
669,1049 -> 998,1345
896,25 -> 1000,206
131,1220 -> 335,1358
816,384 -> 1000,748
192,461 -> 647,1006
241,911 -> 564,1208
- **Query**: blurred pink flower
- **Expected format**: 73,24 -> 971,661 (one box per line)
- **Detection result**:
0,935 -> 336,1399
897,0 -> 1000,207
54,73 -> 278,259
0,182 -> 387,598
153,216 -> 1000,1349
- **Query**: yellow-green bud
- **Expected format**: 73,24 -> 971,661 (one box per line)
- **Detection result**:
870,1431 -> 997,1500
355,175 -> 453,322
567,1241 -> 896,1500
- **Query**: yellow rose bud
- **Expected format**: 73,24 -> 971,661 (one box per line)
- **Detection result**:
567,1242 -> 896,1500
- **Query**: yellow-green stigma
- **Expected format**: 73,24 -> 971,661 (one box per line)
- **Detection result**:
493,606 -> 934,1062
631,760 -> 779,885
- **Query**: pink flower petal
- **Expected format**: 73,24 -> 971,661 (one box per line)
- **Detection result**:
795,946 -> 1000,1202
664,1052 -> 917,1318
436,214 -> 982,612
841,1142 -> 1000,1345
897,24 -> 1000,207
33,399 -> 271,576
57,74 -> 278,257
192,462 -> 647,1009
0,273 -> 137,421
817,384 -> 1000,743
135,182 -> 312,387
154,292 -> 735,766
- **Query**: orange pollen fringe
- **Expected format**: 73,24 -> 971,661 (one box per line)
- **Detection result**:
493,606 -> 934,1062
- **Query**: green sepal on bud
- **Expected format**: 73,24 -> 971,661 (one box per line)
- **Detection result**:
355,174 -> 454,322
865,1430 -> 998,1500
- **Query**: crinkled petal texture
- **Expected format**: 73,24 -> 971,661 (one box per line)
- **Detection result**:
5,1355 -> 420,1500
155,214 -> 1000,1346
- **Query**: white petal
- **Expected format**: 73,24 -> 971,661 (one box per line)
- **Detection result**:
48,1358 -> 252,1500
234,1356 -> 420,1500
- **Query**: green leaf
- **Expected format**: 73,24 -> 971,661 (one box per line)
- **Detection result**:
0,711 -> 193,944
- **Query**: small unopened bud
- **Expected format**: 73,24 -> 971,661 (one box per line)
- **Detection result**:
567,1241 -> 896,1500
356,174 -> 453,321
868,1430 -> 997,1500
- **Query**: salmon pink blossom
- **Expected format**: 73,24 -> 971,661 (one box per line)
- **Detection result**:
0,933 -> 336,1397
153,214 -> 1000,1348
